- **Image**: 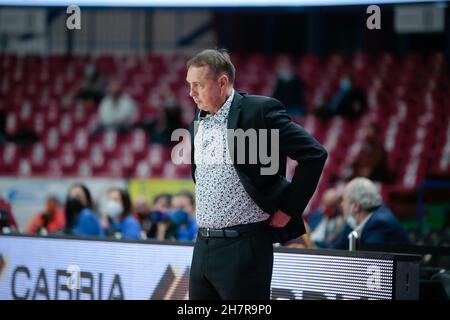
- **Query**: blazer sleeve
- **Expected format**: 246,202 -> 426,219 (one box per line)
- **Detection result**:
263,101 -> 328,218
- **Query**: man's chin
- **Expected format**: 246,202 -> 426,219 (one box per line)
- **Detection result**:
197,105 -> 208,112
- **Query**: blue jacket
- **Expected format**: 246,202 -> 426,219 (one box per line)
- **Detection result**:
359,205 -> 409,246
72,208 -> 104,237
110,215 -> 141,240
177,219 -> 199,242
330,205 -> 409,250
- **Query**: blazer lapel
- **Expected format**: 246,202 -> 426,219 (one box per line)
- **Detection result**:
227,92 -> 243,131
189,108 -> 203,177
227,92 -> 243,164
189,108 -> 201,150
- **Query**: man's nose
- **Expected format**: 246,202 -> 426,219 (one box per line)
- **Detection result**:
189,88 -> 197,98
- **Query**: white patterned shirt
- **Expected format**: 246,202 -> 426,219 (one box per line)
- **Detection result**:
194,90 -> 270,228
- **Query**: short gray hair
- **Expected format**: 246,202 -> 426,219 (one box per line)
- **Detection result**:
186,48 -> 235,85
347,177 -> 382,211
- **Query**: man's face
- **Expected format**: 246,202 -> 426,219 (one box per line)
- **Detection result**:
186,66 -> 224,113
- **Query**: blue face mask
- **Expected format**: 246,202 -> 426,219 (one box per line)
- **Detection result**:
169,209 -> 189,226
340,79 -> 352,91
105,200 -> 123,218
85,65 -> 96,77
152,210 -> 168,222
278,71 -> 293,82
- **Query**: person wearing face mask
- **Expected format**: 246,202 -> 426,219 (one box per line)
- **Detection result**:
142,193 -> 172,240
27,196 -> 65,235
166,191 -> 198,242
331,74 -> 367,119
65,184 -> 104,237
331,177 -> 409,250
309,189 -> 347,248
104,188 -> 141,240
75,61 -> 106,107
272,56 -> 305,118
314,74 -> 367,120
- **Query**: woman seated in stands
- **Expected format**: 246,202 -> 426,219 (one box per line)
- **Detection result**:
64,184 -> 104,237
104,187 -> 141,240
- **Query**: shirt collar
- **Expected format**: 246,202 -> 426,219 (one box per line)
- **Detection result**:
354,211 -> 374,236
199,89 -> 235,124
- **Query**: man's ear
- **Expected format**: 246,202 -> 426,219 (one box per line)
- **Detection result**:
218,74 -> 229,89
353,202 -> 361,214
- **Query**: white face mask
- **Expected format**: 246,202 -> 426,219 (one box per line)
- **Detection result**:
105,200 -> 123,218
346,203 -> 358,229
346,215 -> 358,229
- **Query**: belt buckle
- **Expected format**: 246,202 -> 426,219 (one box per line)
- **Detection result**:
206,228 -> 210,237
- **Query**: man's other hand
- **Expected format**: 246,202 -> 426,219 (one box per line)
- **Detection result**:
270,210 -> 291,228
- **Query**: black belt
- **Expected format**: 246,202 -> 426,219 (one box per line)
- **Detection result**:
199,228 -> 239,238
198,220 -> 269,238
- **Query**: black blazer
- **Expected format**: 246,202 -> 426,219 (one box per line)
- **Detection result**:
189,92 -> 328,243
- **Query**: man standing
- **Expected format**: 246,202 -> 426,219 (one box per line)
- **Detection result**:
186,49 -> 327,299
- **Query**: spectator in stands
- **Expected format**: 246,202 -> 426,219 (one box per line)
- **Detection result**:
76,61 -> 106,106
0,110 -> 39,147
168,190 -> 198,242
342,125 -> 390,182
314,74 -> 366,120
104,188 -> 141,240
309,188 -> 347,248
0,111 -> 7,144
311,91 -> 327,117
307,188 -> 336,231
136,94 -> 185,146
146,193 -> 172,240
64,184 -> 104,237
92,79 -> 137,135
133,196 -> 151,227
272,55 -> 305,117
0,197 -> 18,234
332,177 -> 409,250
26,196 -> 65,235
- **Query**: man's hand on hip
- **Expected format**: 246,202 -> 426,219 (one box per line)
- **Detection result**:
270,210 -> 291,228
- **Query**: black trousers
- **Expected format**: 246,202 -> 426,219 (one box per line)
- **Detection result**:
189,221 -> 273,300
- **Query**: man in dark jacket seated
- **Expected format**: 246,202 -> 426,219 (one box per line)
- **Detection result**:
330,177 -> 409,250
